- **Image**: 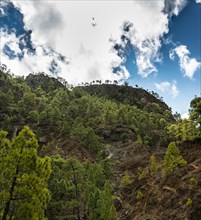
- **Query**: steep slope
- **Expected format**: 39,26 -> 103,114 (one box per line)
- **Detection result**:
107,138 -> 201,220
1,70 -> 200,220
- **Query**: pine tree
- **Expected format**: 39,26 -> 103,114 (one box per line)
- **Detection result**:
163,142 -> 187,174
47,156 -> 85,220
97,181 -> 116,220
149,154 -> 158,175
190,97 -> 201,130
135,135 -> 143,145
120,171 -> 132,188
0,126 -> 51,220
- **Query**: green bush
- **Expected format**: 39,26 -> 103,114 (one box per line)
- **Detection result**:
136,191 -> 143,201
189,177 -> 198,188
186,198 -> 192,206
120,171 -> 132,188
135,135 -> 142,145
163,142 -> 187,174
149,154 -> 158,175
138,170 -> 146,180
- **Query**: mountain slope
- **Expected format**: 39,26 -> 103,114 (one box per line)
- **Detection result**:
107,137 -> 201,220
0,70 -> 200,220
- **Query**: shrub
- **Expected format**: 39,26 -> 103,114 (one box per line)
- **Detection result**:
138,170 -> 146,180
189,177 -> 198,188
186,198 -> 192,206
149,154 -> 158,175
135,135 -> 142,145
136,191 -> 143,201
120,171 -> 132,188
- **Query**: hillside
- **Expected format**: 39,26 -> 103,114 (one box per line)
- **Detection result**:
108,138 -> 201,220
81,83 -> 170,113
0,70 -> 200,220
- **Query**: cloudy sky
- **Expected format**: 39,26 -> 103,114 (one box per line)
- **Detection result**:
0,0 -> 201,116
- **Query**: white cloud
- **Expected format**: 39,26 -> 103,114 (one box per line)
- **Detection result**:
155,80 -> 179,98
135,38 -> 163,77
0,0 -> 10,8
1,31 -> 69,78
1,0 -> 187,83
172,0 -> 188,16
195,0 -> 201,3
0,7 -> 6,17
163,0 -> 188,17
181,112 -> 189,119
155,81 -> 171,92
170,45 -> 201,79
1,32 -> 22,55
12,1 -> 64,48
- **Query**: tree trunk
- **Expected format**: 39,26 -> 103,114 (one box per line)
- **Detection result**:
70,161 -> 80,220
2,172 -> 18,220
2,148 -> 22,220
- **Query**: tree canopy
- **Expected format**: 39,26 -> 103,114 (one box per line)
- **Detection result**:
0,126 -> 51,220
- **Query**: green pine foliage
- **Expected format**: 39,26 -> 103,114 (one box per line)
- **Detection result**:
0,70 -> 174,150
189,177 -> 198,188
186,198 -> 193,206
166,97 -> 201,142
47,155 -> 116,220
163,142 -> 187,174
97,181 -> 117,220
135,134 -> 143,145
190,97 -> 201,133
1,69 -> 200,219
0,126 -> 51,220
120,171 -> 132,188
72,123 -> 101,152
136,191 -> 143,201
167,119 -> 199,142
149,154 -> 158,175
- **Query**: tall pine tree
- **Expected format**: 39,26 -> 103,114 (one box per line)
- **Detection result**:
0,126 -> 51,220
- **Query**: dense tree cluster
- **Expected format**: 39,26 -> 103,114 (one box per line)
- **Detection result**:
47,155 -> 115,219
167,97 -> 201,142
0,70 -> 174,149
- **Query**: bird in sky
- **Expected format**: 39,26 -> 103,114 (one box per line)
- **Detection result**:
92,17 -> 97,27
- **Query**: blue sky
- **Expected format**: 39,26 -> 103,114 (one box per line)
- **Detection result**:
124,0 -> 201,115
0,0 -> 201,116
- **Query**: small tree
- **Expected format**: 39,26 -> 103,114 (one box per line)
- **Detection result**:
135,135 -> 143,145
189,177 -> 198,188
120,171 -> 132,188
163,142 -> 187,174
186,198 -> 192,206
97,181 -> 116,220
136,191 -> 143,201
124,81 -> 129,86
149,154 -> 158,175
